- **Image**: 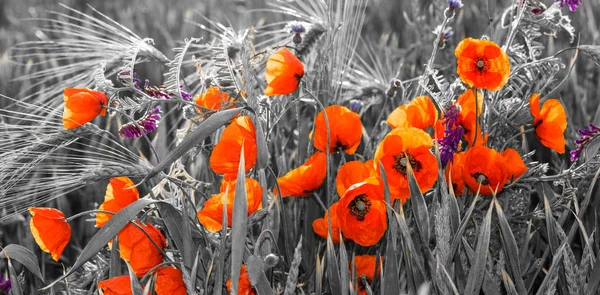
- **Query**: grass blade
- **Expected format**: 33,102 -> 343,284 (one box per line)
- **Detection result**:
230,145 -> 248,295
464,200 -> 493,295
493,198 -> 527,294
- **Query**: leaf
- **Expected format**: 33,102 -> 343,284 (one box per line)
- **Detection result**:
7,255 -> 23,295
156,203 -> 185,264
326,233 -> 342,295
109,236 -> 122,278
493,198 -> 527,294
1,244 -> 44,282
339,232 -> 350,295
406,163 -> 430,247
535,244 -> 565,295
446,193 -> 480,266
144,107 -> 244,180
126,261 -> 144,295
41,198 -> 161,289
230,146 -> 248,295
464,200 -> 493,295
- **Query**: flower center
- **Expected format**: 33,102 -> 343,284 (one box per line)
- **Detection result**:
348,194 -> 372,221
472,172 -> 490,185
474,57 -> 490,73
392,152 -> 422,174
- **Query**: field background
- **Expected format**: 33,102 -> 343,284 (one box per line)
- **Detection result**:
1,0 -> 600,290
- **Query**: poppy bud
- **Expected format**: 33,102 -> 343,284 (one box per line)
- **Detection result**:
62,88 -> 109,130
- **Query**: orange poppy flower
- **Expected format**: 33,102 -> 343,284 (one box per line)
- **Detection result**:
275,151 -> 327,198
96,177 -> 139,228
462,146 -> 508,196
352,255 -> 382,295
445,152 -> 467,195
62,88 -> 108,130
226,265 -> 256,295
529,94 -> 567,154
154,266 -> 186,295
312,202 -> 342,244
264,48 -> 304,96
197,177 -> 263,232
194,86 -> 235,115
374,127 -> 438,201
337,177 -> 387,246
336,161 -> 377,197
502,148 -> 528,182
117,221 -> 166,277
210,116 -> 258,178
386,96 -> 438,130
98,275 -> 132,295
455,38 -> 510,91
28,207 -> 71,262
313,105 -> 363,154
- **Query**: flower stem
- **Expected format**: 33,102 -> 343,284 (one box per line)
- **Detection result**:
500,128 -> 535,151
66,210 -> 115,222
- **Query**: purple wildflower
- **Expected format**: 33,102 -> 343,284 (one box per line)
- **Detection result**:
349,99 -> 362,113
119,106 -> 162,139
0,274 -> 10,294
448,0 -> 463,10
570,123 -> 600,162
289,21 -> 307,34
439,104 -> 464,166
557,0 -> 582,12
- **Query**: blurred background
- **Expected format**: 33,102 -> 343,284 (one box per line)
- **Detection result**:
1,0 -> 599,291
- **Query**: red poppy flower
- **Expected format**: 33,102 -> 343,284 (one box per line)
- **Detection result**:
28,207 -> 71,262
96,177 -> 139,228
502,148 -> 528,182
336,161 -> 376,197
337,177 -> 387,246
194,86 -> 235,115
312,202 -> 342,244
62,88 -> 108,130
314,105 -> 363,154
529,93 -> 567,154
352,255 -> 382,295
197,177 -> 263,232
117,221 -> 167,277
210,116 -> 258,178
98,276 -> 132,295
445,152 -> 467,195
455,38 -> 510,91
264,48 -> 304,96
462,146 -> 508,196
154,266 -> 186,295
226,265 -> 256,295
275,151 -> 327,197
386,96 -> 438,130
374,127 -> 438,201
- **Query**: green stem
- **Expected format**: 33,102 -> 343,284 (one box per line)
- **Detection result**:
66,210 -> 115,222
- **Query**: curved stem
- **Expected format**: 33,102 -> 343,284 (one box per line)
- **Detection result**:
500,128 -> 535,151
66,210 -> 115,222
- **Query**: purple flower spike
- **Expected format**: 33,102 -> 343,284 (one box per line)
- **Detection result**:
570,123 -> 600,162
439,104 -> 464,166
119,106 -> 162,139
0,274 -> 10,294
557,0 -> 582,12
